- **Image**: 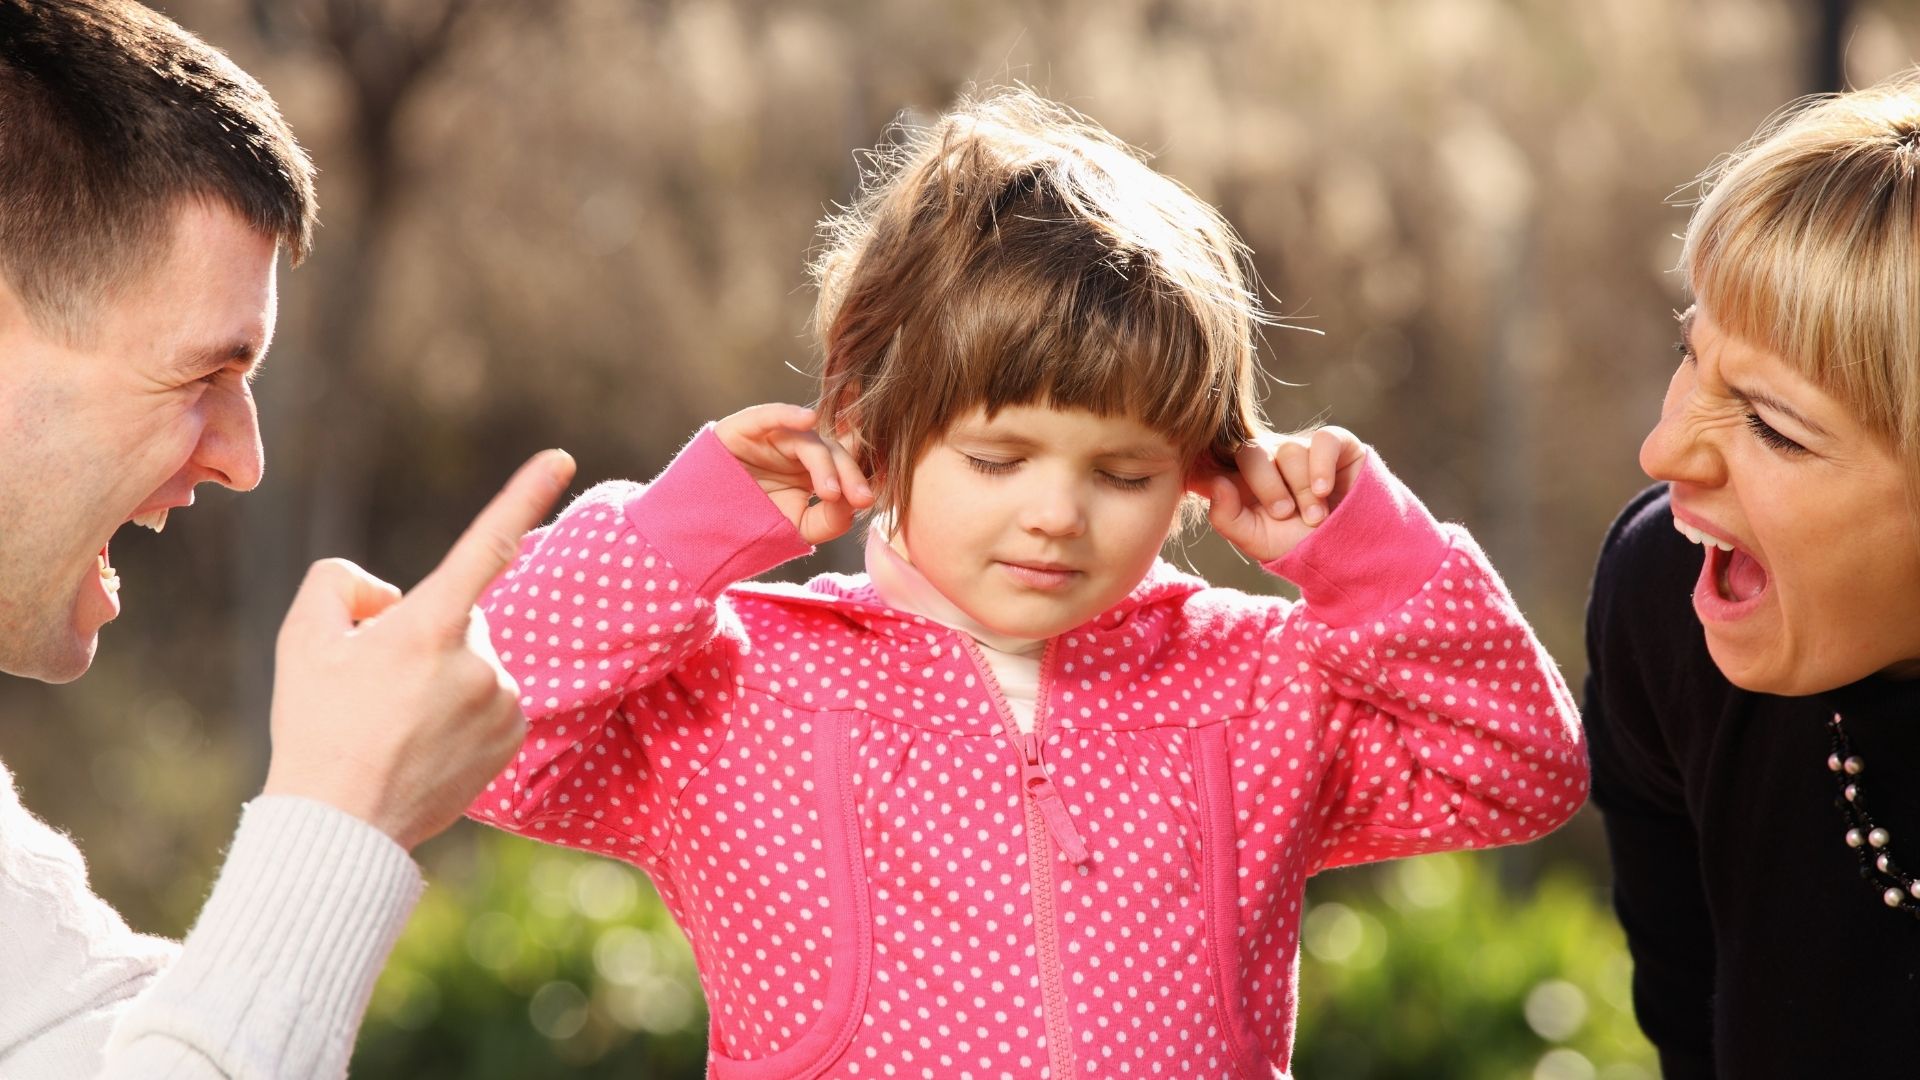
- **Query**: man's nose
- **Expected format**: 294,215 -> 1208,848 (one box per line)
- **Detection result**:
196,384 -> 265,492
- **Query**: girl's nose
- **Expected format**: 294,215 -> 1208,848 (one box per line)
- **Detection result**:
1019,481 -> 1087,538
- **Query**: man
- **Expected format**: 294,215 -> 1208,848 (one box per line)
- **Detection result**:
0,2 -> 571,1075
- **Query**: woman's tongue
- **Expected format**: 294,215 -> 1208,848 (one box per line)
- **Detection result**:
1716,546 -> 1767,602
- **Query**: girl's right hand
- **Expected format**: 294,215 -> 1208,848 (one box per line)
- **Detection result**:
714,403 -> 873,544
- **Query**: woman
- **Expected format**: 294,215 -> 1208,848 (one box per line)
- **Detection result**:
1587,72 -> 1920,1076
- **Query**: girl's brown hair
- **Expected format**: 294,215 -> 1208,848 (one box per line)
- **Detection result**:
811,88 -> 1269,523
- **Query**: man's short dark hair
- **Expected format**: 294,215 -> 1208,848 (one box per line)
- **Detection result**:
0,0 -> 316,339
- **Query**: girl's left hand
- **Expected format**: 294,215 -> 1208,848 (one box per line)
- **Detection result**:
1193,426 -> 1369,563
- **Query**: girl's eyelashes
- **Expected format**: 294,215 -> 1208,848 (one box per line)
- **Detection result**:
960,453 -> 1156,490
963,454 -> 1018,476
1744,411 -> 1809,455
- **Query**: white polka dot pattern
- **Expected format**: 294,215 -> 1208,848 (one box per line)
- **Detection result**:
467,440 -> 1588,1078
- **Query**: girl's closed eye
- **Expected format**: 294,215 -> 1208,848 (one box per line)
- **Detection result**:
964,454 -> 1019,476
1100,471 -> 1153,491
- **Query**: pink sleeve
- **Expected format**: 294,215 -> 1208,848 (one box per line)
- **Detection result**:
466,426 -> 811,861
1243,453 -> 1588,873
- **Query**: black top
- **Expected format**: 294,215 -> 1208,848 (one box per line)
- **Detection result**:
1585,485 -> 1920,1077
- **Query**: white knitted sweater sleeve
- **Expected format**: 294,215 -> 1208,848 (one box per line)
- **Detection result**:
0,761 -> 421,1078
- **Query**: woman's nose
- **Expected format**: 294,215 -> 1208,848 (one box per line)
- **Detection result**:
1638,363 -> 1720,487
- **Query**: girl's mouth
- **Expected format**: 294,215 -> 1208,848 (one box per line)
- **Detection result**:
998,561 -> 1080,591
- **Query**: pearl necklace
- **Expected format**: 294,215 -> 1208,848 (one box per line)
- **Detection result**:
1829,712 -> 1920,914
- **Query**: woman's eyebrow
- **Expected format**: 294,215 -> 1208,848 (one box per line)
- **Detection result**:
1682,306 -> 1834,440
1728,381 -> 1833,440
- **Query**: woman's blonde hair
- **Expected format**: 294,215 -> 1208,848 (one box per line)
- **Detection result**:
1683,69 -> 1920,494
810,87 -> 1269,523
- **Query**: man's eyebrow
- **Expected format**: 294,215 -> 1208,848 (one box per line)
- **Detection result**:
171,340 -> 264,379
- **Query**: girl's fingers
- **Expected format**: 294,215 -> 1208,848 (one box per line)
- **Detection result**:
1205,473 -> 1244,529
743,403 -> 818,438
1309,425 -> 1368,499
821,431 -> 873,507
778,428 -> 843,500
1233,441 -> 1293,518
799,487 -> 856,544
1307,428 -> 1345,499
715,403 -> 820,469
1273,439 -> 1324,524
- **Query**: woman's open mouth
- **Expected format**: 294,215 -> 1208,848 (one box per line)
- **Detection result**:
1676,515 -> 1770,620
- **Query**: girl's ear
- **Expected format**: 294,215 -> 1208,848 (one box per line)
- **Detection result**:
1182,455 -> 1225,499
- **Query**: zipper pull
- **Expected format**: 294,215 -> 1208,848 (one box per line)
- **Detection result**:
1018,733 -> 1091,867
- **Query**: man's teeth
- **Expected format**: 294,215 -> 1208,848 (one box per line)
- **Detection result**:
97,553 -> 120,593
1673,519 -> 1735,551
130,508 -> 168,533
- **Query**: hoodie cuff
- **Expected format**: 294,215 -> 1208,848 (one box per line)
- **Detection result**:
1265,452 -> 1451,627
625,424 -> 814,595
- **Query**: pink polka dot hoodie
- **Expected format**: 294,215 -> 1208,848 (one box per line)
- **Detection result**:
470,426 -> 1588,1079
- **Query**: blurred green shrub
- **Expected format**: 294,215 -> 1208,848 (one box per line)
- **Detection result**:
353,833 -> 1653,1079
1293,853 -> 1657,1080
349,827 -> 708,1079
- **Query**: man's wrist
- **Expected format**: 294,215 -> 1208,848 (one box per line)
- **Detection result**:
260,769 -> 410,850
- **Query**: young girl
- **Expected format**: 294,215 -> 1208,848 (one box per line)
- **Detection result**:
471,90 -> 1587,1078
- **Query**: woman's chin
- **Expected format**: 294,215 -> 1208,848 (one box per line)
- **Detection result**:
1703,626 -> 1866,698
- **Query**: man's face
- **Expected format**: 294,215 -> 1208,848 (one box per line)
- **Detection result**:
0,200 -> 276,682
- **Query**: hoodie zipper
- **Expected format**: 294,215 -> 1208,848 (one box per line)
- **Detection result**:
960,636 -> 1083,1080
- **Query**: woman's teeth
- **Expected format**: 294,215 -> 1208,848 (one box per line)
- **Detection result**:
1673,519 -> 1735,551
130,509 -> 168,532
97,553 -> 120,593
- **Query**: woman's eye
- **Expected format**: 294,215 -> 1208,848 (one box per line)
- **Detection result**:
1743,412 -> 1807,455
1674,340 -> 1696,365
964,455 -> 1018,476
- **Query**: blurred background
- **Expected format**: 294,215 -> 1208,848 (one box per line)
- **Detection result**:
0,0 -> 1907,1075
